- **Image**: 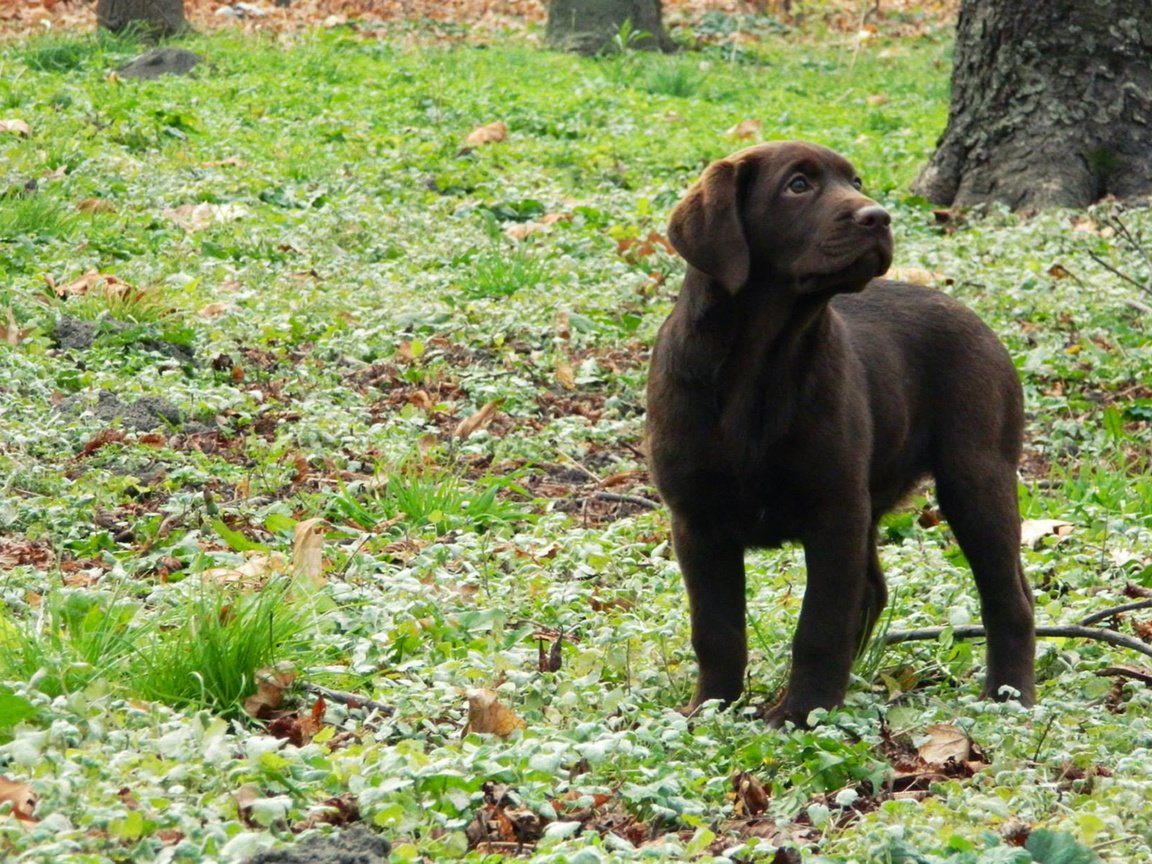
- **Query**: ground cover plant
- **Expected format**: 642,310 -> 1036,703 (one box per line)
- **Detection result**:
2,4 -> 1152,862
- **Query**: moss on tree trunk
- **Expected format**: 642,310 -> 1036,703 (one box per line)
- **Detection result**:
913,0 -> 1152,210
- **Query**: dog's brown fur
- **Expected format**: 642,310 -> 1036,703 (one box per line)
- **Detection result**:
646,141 -> 1036,726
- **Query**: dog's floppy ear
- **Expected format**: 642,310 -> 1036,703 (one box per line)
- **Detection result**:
667,159 -> 749,294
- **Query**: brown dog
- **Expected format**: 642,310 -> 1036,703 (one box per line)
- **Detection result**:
646,141 -> 1036,726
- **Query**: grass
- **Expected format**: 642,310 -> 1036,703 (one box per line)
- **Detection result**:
0,12 -> 1150,864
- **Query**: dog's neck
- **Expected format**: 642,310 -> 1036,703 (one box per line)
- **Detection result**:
673,267 -> 840,450
678,268 -> 832,353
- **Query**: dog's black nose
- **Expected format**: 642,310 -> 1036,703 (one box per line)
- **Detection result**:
853,205 -> 891,229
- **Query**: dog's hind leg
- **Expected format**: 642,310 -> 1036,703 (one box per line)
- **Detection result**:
936,461 -> 1036,706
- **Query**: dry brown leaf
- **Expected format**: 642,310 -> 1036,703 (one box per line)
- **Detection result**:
162,202 -> 248,232
454,399 -> 502,441
3,308 -> 34,346
53,269 -> 142,303
1020,519 -> 1073,549
243,666 -> 296,719
463,688 -> 526,737
0,538 -> 55,569
268,696 -> 325,746
232,783 -> 261,823
732,771 -> 769,816
293,792 -> 359,831
887,266 -> 950,287
554,311 -> 571,341
1070,217 -> 1101,235
462,120 -> 507,148
556,361 -> 576,391
917,723 -> 971,766
725,118 -> 762,140
77,198 -> 115,214
197,301 -> 234,318
201,552 -> 289,589
0,777 -> 37,822
503,222 -> 541,240
292,518 -> 327,586
0,119 -> 31,137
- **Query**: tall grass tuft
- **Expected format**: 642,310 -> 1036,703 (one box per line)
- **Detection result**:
132,579 -> 308,717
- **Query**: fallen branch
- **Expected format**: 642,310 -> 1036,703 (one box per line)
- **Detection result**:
1097,665 -> 1152,686
1077,598 -> 1152,627
591,491 -> 659,509
885,624 -> 1152,661
299,682 -> 394,716
885,598 -> 1152,661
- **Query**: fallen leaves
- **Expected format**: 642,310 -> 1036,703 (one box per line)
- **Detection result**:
49,269 -> 143,303
916,722 -> 977,766
243,666 -> 296,719
725,118 -> 762,140
461,120 -> 507,150
291,517 -> 327,586
162,202 -> 248,231
463,688 -> 525,737
0,118 -> 30,137
0,777 -> 37,823
1020,518 -> 1074,549
886,266 -> 951,287
454,398 -> 503,441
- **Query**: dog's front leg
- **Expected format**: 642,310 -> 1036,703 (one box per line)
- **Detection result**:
671,513 -> 747,711
767,511 -> 871,726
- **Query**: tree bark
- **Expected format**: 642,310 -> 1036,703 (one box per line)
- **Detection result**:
912,0 -> 1152,211
97,0 -> 186,39
546,0 -> 671,55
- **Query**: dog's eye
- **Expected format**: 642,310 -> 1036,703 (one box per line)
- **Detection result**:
787,175 -> 810,194
852,177 -> 864,191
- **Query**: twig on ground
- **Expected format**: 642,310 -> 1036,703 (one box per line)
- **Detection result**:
1097,665 -> 1152,686
591,491 -> 659,509
1085,250 -> 1151,296
300,682 -> 394,716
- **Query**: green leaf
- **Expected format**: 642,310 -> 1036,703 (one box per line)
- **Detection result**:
264,513 -> 297,534
210,519 -> 267,553
1025,829 -> 1100,864
0,686 -> 37,729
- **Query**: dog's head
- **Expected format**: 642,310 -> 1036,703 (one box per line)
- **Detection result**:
668,141 -> 893,295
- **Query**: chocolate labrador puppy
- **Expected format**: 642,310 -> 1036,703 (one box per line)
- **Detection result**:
646,141 -> 1036,726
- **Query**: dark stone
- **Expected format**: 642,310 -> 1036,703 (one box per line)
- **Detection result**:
56,390 -> 184,431
92,391 -> 183,431
53,315 -> 195,365
53,316 -> 100,351
119,48 -> 203,80
243,827 -> 391,864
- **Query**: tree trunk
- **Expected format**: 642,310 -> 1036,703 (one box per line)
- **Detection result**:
546,0 -> 671,55
912,0 -> 1152,211
97,0 -> 186,39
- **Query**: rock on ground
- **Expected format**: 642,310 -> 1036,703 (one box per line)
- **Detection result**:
243,827 -> 391,864
119,47 -> 204,80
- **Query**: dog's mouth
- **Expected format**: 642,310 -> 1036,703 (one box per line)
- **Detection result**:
796,235 -> 892,292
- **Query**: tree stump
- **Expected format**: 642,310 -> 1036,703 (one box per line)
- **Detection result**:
97,0 -> 186,39
546,0 -> 671,55
912,0 -> 1152,210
